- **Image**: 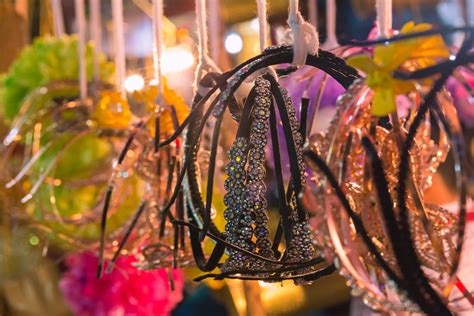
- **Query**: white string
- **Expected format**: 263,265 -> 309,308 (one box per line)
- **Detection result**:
90,0 -> 102,82
307,0 -> 318,29
152,0 -> 164,98
196,0 -> 209,63
208,0 -> 221,63
194,0 -> 220,91
256,0 -> 268,52
75,0 -> 87,100
111,0 -> 126,97
385,0 -> 392,35
285,0 -> 319,65
242,0 -> 277,81
376,0 -> 392,37
51,0 -> 65,37
322,0 -> 338,50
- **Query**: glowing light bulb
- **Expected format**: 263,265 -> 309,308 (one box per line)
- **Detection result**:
225,33 -> 243,54
162,47 -> 194,74
124,74 -> 145,92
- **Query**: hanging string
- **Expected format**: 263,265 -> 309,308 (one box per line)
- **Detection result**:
194,0 -> 220,90
384,0 -> 392,33
322,0 -> 338,49
208,0 -> 221,65
112,0 -> 126,97
286,0 -> 319,65
196,0 -> 209,59
75,0 -> 87,101
247,0 -> 277,80
152,0 -> 164,98
51,0 -> 65,37
256,0 -> 268,52
376,0 -> 392,37
307,0 -> 318,29
90,0 -> 102,82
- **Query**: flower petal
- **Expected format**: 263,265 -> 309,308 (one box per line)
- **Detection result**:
347,55 -> 378,75
392,78 -> 415,95
371,87 -> 396,116
400,21 -> 416,33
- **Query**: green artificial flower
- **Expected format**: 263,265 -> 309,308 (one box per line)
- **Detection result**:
0,35 -> 114,119
0,36 -> 143,249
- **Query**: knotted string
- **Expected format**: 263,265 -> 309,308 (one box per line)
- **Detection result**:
246,0 -> 277,80
285,0 -> 319,65
194,0 -> 220,93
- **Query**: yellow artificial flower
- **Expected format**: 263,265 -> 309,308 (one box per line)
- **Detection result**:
92,91 -> 132,129
347,21 -> 450,116
132,78 -> 189,136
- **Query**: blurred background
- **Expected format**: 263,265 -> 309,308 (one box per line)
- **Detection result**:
3,0 -> 473,102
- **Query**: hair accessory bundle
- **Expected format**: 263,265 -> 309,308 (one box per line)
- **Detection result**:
302,25 -> 473,314
154,45 -> 359,283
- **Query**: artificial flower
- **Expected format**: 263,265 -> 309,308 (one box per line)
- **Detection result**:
0,35 -> 114,119
60,252 -> 184,316
132,79 -> 189,136
347,21 -> 450,116
92,91 -> 132,129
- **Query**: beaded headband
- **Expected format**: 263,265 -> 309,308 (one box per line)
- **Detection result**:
150,46 -> 360,283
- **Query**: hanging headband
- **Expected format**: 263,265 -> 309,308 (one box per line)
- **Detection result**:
162,47 -> 359,281
304,28 -> 473,315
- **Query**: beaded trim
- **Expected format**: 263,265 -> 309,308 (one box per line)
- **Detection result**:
213,58 -> 265,117
222,77 -> 275,272
279,87 -> 315,265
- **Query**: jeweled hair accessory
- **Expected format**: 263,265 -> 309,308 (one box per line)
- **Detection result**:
150,45 -> 359,283
303,26 -> 474,314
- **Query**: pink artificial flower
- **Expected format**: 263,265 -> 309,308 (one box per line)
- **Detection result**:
60,252 -> 184,316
